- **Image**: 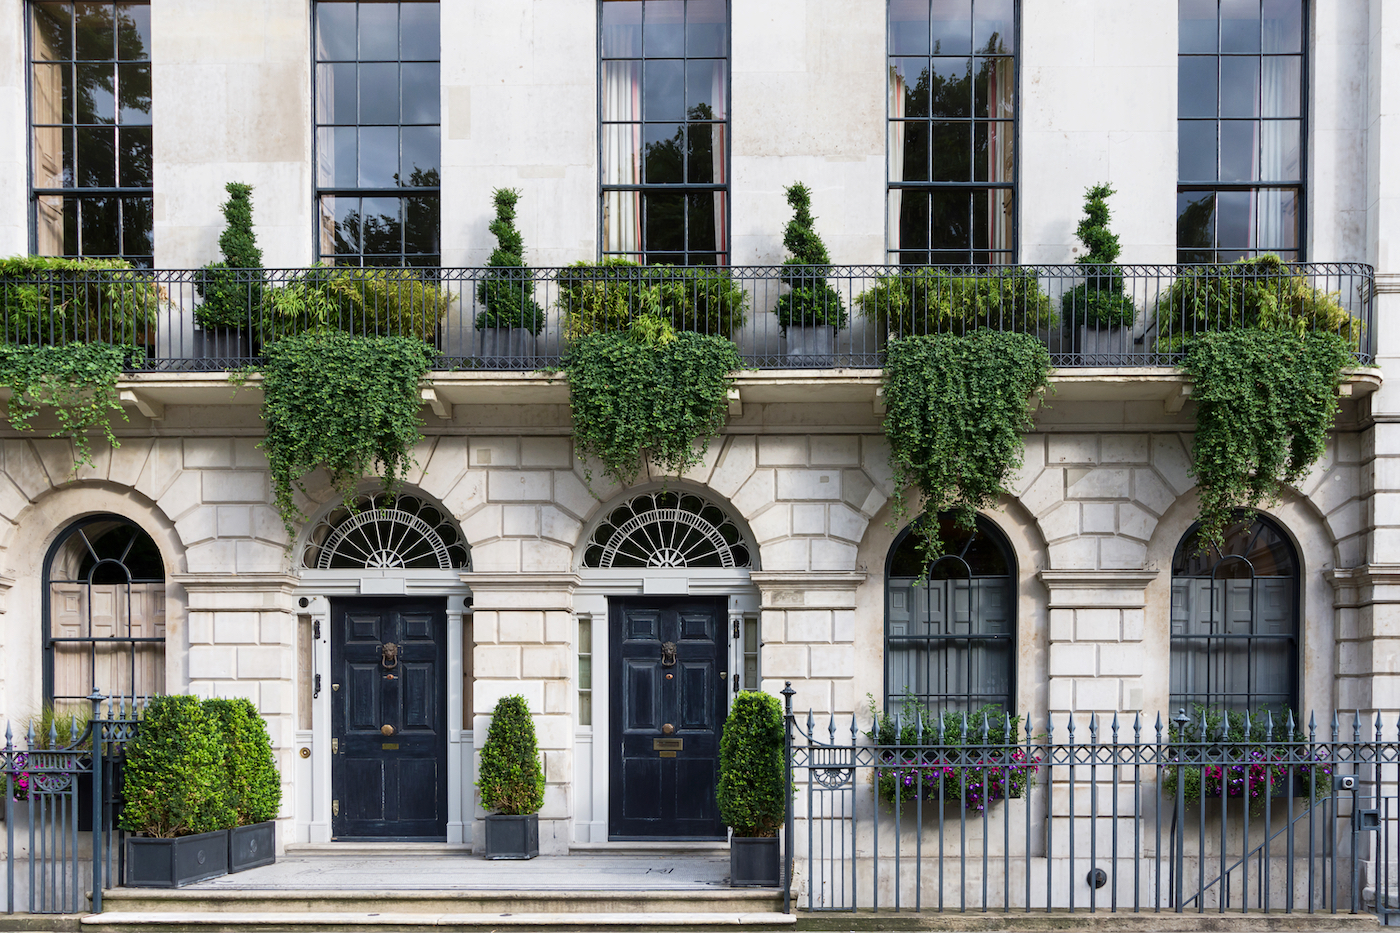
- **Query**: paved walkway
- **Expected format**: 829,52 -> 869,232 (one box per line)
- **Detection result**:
190,853 -> 733,892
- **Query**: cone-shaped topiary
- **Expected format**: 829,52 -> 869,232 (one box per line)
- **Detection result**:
1061,183 -> 1136,329
476,188 -> 544,335
717,691 -> 786,837
119,695 -> 236,838
196,182 -> 264,330
775,182 -> 847,333
204,697 -> 282,826
477,695 -> 545,815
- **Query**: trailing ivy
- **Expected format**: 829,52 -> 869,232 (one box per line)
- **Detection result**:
882,331 -> 1051,561
1182,329 -> 1350,548
563,314 -> 741,486
259,331 -> 433,539
0,342 -> 132,469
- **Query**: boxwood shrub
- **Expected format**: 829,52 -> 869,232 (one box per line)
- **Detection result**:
477,695 -> 545,815
717,691 -> 786,838
119,695 -> 235,838
205,697 -> 281,826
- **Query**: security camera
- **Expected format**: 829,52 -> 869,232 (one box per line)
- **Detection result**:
1339,774 -> 1357,791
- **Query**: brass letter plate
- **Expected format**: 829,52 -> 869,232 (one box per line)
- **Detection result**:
659,750 -> 677,758
382,743 -> 399,750
653,738 -> 683,751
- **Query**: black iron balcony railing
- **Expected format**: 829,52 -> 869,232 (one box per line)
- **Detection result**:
0,262 -> 1374,372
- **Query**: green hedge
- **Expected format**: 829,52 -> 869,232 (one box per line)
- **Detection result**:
119,696 -> 235,838
260,266 -> 451,342
856,267 -> 1054,337
0,256 -> 159,346
717,691 -> 786,838
205,698 -> 281,826
477,695 -> 545,815
558,260 -> 748,338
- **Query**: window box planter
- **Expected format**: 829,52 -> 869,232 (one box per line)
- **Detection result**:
784,324 -> 835,365
729,836 -> 780,887
229,820 -> 276,872
478,327 -> 536,361
126,829 -> 230,887
482,813 -> 538,860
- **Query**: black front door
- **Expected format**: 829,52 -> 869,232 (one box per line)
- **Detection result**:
609,596 -> 727,839
331,597 -> 447,839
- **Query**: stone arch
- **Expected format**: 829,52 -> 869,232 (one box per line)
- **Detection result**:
296,484 -> 471,571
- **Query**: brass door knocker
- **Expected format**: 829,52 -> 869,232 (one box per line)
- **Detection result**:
379,642 -> 400,669
660,641 -> 677,667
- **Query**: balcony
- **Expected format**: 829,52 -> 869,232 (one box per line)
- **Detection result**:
0,261 -> 1374,377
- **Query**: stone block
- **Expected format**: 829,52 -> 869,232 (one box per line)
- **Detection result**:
785,609 -> 832,643
184,438 -> 233,469
732,470 -> 777,516
1098,644 -> 1143,676
762,644 -> 809,678
488,470 -> 552,502
776,469 -> 841,501
470,540 -> 521,572
521,645 -> 569,679
680,436 -> 724,485
809,645 -> 853,678
475,645 -> 521,678
237,645 -> 291,680
521,539 -> 571,573
521,437 -> 572,468
237,539 -> 286,573
186,538 -> 237,573
540,507 -> 582,546
1048,677 -> 1073,711
533,714 -> 573,751
832,609 -> 855,643
1048,537 -> 1097,569
828,503 -> 867,543
1073,678 -> 1121,711
758,435 -> 808,466
502,505 -> 539,537
1121,609 -> 1145,642
1328,499 -> 1364,542
1067,468 -> 1131,500
189,645 -> 236,679
214,611 -> 258,644
709,436 -> 757,498
419,437 -> 469,499
473,611 -> 499,644
552,470 -> 599,520
1038,503 -> 1079,541
760,538 -> 810,571
1100,537 -> 1147,570
543,679 -> 570,715
474,680 -> 544,721
204,471 -> 268,503
176,507 -> 218,545
860,436 -> 896,495
109,438 -> 154,487
840,469 -> 876,514
216,506 -> 253,539
188,611 -> 214,645
1020,469 -> 1064,516
135,437 -> 183,501
1081,502 -> 1116,534
1150,434 -> 1194,495
811,538 -> 857,571
1048,435 -> 1098,465
32,439 -> 76,483
1117,503 -> 1154,542
233,438 -> 267,469
260,612 -> 292,646
497,610 -> 545,643
210,681 -> 260,704
1049,643 -> 1095,677
159,471 -> 204,522
1131,469 -> 1176,516
1100,435 -> 1148,464
462,504 -> 504,544
810,436 -> 860,466
747,503 -> 789,543
470,438 -> 519,468
1073,608 -> 1119,640
791,503 -> 825,535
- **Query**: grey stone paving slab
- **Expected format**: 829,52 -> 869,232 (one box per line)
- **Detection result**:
189,855 -> 732,891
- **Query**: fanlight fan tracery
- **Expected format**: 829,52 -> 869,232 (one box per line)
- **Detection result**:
302,493 -> 470,570
583,490 -> 752,569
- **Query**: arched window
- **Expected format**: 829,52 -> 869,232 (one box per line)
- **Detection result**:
301,492 -> 470,570
885,514 -> 1015,714
1170,513 -> 1299,714
44,516 -> 166,715
582,490 -> 752,569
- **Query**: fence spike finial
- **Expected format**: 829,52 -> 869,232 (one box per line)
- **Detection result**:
915,706 -> 924,744
1154,711 -> 1163,743
1309,710 -> 1317,741
1089,711 -> 1098,743
827,711 -> 836,744
850,712 -> 858,744
1378,710 -> 1386,742
4,720 -> 11,748
1332,710 -> 1340,743
981,710 -> 990,745
26,721 -> 36,748
48,718 -> 58,749
1264,708 -> 1273,741
1067,713 -> 1076,743
1354,709 -> 1362,743
1046,713 -> 1054,743
1111,710 -> 1120,743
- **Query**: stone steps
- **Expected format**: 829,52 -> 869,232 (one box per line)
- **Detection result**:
80,910 -> 794,932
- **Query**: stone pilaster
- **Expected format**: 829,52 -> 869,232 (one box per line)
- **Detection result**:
750,571 -> 865,719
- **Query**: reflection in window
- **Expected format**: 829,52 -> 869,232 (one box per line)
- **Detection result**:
1170,513 -> 1299,714
885,514 -> 1014,714
1177,0 -> 1304,262
600,0 -> 729,264
315,1 -> 440,265
29,2 -> 153,266
45,516 -> 166,716
887,0 -> 1016,265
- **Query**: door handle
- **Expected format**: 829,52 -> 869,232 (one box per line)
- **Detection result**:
662,723 -> 675,735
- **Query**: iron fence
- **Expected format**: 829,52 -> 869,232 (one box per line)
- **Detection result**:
782,685 -> 1400,920
2,698 -> 139,915
0,262 -> 1374,372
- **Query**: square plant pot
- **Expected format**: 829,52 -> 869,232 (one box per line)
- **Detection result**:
1076,325 -> 1132,364
192,326 -> 256,362
483,813 -> 539,860
126,829 -> 230,887
784,325 -> 835,365
729,835 -> 780,887
479,328 -> 537,361
229,820 -> 276,873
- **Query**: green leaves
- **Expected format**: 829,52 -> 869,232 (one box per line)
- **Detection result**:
717,691 -> 786,837
0,342 -> 131,469
477,695 -> 545,815
476,187 -> 544,334
564,329 -> 741,487
119,696 -> 236,838
1183,329 -> 1350,549
882,331 -> 1050,561
259,332 -> 433,541
776,182 -> 847,332
196,182 -> 264,330
204,697 -> 281,826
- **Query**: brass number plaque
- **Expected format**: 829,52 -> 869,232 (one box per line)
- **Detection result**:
653,738 -> 683,751
382,743 -> 399,750
659,750 -> 677,758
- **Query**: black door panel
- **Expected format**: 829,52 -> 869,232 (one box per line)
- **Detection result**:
331,597 -> 447,840
609,596 -> 726,839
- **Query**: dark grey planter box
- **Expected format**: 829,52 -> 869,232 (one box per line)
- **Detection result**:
126,829 -> 230,887
483,813 -> 539,860
784,325 -> 835,365
479,328 -> 536,361
730,835 -> 780,887
229,820 -> 276,872
1076,324 -> 1132,363
192,327 -> 255,361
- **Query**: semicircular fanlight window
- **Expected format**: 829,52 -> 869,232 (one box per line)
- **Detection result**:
583,490 -> 751,569
302,493 -> 470,570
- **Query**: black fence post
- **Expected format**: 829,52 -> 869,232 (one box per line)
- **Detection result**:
782,681 -> 796,914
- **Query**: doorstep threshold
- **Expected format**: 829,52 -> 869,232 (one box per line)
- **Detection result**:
570,841 -> 730,854
284,842 -> 474,856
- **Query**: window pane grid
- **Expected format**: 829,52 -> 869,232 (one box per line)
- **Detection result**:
600,0 -> 730,265
314,1 -> 441,266
29,2 -> 153,266
1177,0 -> 1305,263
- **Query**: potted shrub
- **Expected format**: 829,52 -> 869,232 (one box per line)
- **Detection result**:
261,265 -> 451,344
558,260 -> 748,339
477,694 -> 544,859
476,188 -> 544,359
717,691 -> 786,887
856,266 -> 1055,339
1061,184 -> 1137,359
775,183 -> 846,363
119,695 -> 235,887
205,698 -> 281,872
194,182 -> 263,359
0,255 -> 160,350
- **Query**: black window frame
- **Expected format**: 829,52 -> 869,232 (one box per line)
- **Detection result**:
1176,0 -> 1308,263
311,0 -> 442,267
597,0 -> 732,266
883,514 -> 1017,715
26,0 -> 154,267
885,0 -> 1020,266
1169,512 -> 1301,715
